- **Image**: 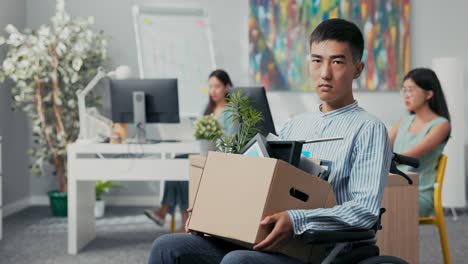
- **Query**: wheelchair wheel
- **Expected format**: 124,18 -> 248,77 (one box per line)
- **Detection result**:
359,255 -> 409,264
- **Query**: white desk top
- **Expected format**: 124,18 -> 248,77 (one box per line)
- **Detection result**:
67,141 -> 200,181
68,141 -> 200,155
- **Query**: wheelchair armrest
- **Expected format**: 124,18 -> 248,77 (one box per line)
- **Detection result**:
302,229 -> 376,244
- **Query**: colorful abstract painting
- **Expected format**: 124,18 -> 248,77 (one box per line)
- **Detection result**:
249,0 -> 410,92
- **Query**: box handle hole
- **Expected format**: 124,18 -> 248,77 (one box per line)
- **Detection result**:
289,188 -> 309,202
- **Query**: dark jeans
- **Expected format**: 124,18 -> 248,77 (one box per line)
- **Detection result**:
161,181 -> 188,214
148,233 -> 304,264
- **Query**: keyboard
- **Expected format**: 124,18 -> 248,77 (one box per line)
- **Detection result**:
147,139 -> 181,143
124,139 -> 181,144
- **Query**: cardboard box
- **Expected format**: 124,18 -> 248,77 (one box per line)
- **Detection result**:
189,155 -> 207,208
377,172 -> 419,264
188,152 -> 336,262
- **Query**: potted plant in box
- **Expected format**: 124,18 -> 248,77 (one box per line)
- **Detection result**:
216,90 -> 263,153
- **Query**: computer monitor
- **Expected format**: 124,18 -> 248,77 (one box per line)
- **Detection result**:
109,78 -> 179,143
229,87 -> 277,136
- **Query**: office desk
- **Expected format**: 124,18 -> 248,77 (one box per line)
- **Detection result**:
67,141 -> 199,254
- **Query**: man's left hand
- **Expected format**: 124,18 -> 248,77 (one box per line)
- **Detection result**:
253,211 -> 294,252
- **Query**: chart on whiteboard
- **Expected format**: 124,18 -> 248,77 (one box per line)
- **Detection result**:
134,7 -> 216,116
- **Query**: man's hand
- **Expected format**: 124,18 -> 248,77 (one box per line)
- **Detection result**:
184,207 -> 193,233
253,211 -> 294,252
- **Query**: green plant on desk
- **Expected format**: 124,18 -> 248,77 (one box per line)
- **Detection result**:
194,115 -> 224,155
95,181 -> 120,201
193,114 -> 224,141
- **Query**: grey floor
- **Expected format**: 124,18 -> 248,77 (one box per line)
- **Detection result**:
0,206 -> 467,264
0,206 -> 169,264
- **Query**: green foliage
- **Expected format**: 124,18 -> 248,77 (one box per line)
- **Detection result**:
0,0 -> 108,185
215,134 -> 236,153
95,181 -> 121,201
223,90 -> 263,153
193,114 -> 224,140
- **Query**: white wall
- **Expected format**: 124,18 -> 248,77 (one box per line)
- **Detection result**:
409,0 -> 468,203
0,0 -> 32,208
26,0 -> 249,85
20,0 -> 468,203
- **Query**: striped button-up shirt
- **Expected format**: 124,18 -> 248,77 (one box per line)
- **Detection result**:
280,101 -> 392,235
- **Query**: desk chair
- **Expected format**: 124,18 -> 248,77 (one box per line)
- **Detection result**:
419,154 -> 451,264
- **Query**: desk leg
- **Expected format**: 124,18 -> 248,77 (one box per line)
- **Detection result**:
68,180 -> 95,254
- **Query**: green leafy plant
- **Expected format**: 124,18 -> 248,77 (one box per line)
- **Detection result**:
0,0 -> 108,192
193,114 -> 224,140
222,90 -> 263,153
95,181 -> 120,201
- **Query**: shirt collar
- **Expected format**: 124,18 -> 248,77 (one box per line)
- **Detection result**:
319,100 -> 359,118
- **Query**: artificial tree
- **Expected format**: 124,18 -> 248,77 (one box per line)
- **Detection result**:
0,0 -> 108,192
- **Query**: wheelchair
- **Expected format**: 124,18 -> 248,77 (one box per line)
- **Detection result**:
302,153 -> 419,264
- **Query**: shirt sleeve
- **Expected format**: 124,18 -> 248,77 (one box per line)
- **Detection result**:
287,121 -> 392,234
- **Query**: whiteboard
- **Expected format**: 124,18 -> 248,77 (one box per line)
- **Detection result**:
132,6 -> 216,116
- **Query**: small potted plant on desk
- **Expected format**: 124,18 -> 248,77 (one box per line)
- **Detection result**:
193,114 -> 223,156
95,180 -> 120,218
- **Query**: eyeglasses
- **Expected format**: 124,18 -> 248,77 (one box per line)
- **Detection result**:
400,87 -> 419,96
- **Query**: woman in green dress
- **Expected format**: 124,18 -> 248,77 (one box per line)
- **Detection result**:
389,68 -> 451,217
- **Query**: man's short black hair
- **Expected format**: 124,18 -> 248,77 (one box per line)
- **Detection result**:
309,18 -> 364,62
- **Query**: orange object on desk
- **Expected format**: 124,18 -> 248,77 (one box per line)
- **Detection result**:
113,123 -> 128,142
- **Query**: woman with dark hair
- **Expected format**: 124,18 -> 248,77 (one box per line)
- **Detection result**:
202,69 -> 236,135
389,68 -> 451,217
145,69 -> 236,232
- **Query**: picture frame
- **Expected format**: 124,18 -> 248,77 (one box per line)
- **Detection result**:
240,133 -> 270,158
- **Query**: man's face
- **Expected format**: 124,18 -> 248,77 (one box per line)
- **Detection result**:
309,40 -> 364,106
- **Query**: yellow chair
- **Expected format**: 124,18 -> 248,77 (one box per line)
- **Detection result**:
170,214 -> 176,232
419,154 -> 451,264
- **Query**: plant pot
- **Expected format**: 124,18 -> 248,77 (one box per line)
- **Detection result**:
95,200 -> 105,218
198,139 -> 216,156
47,190 -> 67,217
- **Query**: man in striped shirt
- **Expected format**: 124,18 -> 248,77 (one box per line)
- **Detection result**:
149,18 -> 392,264
253,18 -> 392,256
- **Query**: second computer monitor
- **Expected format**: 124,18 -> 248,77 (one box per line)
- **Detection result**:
229,87 -> 276,136
109,78 -> 179,124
